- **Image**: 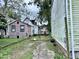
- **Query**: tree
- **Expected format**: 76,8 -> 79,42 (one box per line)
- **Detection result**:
0,14 -> 7,29
1,0 -> 29,20
0,13 -> 7,38
3,0 -> 8,8
34,0 -> 51,33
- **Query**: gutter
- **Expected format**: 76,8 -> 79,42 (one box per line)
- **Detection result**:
69,0 -> 75,59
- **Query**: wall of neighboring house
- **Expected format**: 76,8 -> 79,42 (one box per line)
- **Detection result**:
51,0 -> 79,58
40,27 -> 48,34
8,21 -> 31,38
33,25 -> 38,35
27,25 -> 31,36
23,17 -> 39,35
31,26 -> 34,35
51,0 -> 66,49
23,18 -> 35,35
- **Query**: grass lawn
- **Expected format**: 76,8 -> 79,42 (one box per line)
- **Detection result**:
0,38 -> 33,59
0,36 -> 65,59
31,36 -> 50,41
0,38 -> 22,47
19,41 -> 39,59
19,49 -> 33,59
47,41 -> 64,59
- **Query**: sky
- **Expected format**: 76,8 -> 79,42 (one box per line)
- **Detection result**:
24,0 -> 40,20
0,0 -> 4,6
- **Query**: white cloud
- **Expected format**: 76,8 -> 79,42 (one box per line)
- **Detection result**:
24,0 -> 33,3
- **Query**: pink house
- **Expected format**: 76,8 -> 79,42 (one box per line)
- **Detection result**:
7,20 -> 31,38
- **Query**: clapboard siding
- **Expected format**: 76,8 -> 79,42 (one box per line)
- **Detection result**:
51,0 -> 79,58
51,0 -> 67,50
72,0 -> 79,47
67,0 -> 79,51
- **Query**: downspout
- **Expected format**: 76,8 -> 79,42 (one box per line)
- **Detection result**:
65,0 -> 70,59
51,0 -> 54,36
69,0 -> 75,59
65,17 -> 70,59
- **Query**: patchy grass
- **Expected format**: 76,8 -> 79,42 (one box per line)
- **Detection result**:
0,36 -> 65,59
19,41 -> 39,59
31,36 -> 50,41
20,50 -> 33,59
0,38 -> 34,59
0,38 -> 22,47
54,53 -> 64,59
47,41 -> 56,51
47,41 -> 64,59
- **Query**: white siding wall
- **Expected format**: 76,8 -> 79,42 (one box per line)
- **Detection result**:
51,0 -> 79,58
67,0 -> 79,51
33,25 -> 38,34
51,0 -> 66,49
31,26 -> 34,35
67,0 -> 79,58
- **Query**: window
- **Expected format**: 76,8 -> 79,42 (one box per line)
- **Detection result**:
11,25 -> 16,32
20,25 -> 25,32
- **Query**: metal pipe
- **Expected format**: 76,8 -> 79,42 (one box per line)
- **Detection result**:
65,0 -> 70,59
69,0 -> 75,59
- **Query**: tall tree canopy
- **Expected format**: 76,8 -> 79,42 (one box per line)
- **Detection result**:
34,0 -> 51,33
0,0 -> 30,20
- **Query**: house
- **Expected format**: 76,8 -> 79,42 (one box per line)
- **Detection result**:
39,25 -> 49,35
23,17 -> 34,35
30,20 -> 39,35
33,25 -> 38,35
23,17 -> 39,35
51,0 -> 79,58
7,19 -> 31,38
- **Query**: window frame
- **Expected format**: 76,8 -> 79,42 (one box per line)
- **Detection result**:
11,25 -> 16,32
20,25 -> 25,32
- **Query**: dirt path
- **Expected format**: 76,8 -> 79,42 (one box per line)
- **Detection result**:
9,43 -> 34,59
33,41 -> 55,59
8,41 -> 55,59
6,36 -> 55,59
